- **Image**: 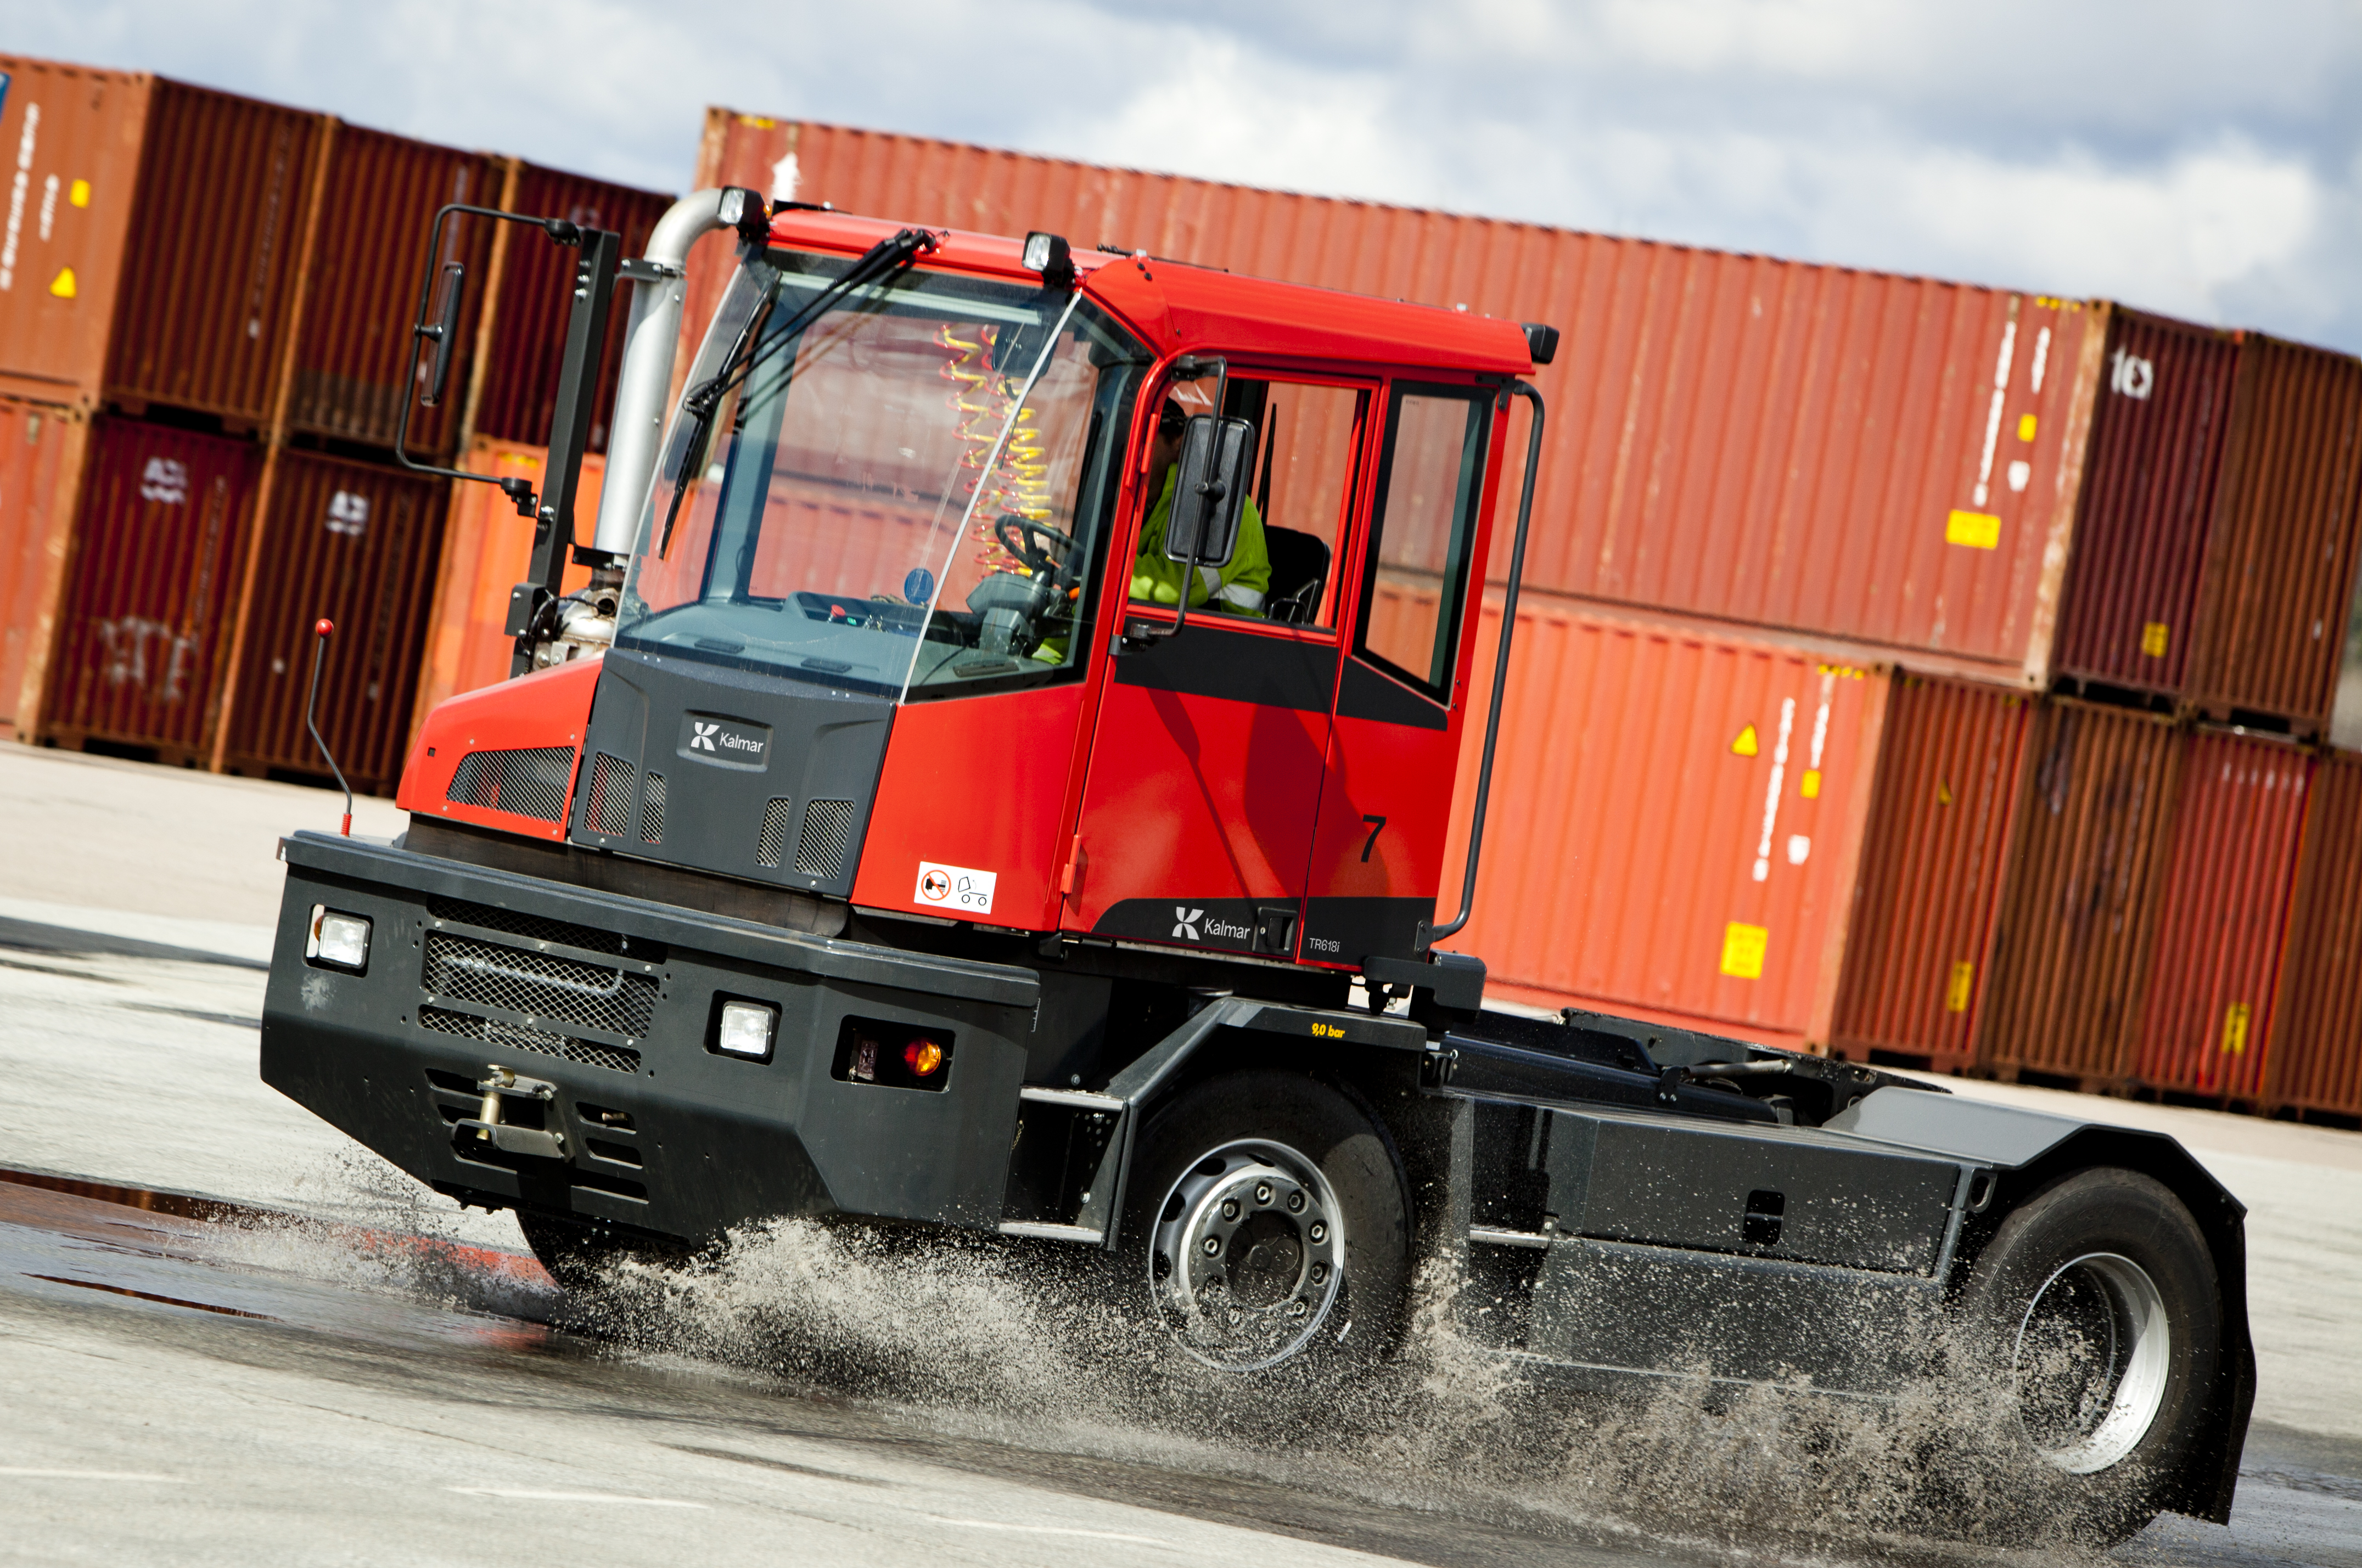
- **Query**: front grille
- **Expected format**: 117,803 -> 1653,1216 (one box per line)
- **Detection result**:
423,933 -> 655,1038
640,773 -> 665,844
424,895 -> 661,962
586,751 -> 635,836
794,799 -> 856,879
756,797 -> 795,867
419,1005 -> 642,1074
447,747 -> 574,822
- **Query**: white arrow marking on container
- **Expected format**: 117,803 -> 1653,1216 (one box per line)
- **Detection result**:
1753,696 -> 1796,883
1972,318 -> 2017,508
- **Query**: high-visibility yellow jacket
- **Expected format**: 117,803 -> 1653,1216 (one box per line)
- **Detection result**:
1130,469 -> 1270,616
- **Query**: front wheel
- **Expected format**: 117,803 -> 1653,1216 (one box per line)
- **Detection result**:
1121,1071 -> 1412,1378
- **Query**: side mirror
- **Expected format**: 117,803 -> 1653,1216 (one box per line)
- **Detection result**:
418,261 -> 465,407
1165,414 -> 1255,569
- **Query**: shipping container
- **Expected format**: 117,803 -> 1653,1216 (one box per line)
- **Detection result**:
287,126 -> 501,457
220,450 -> 447,791
691,112 -> 2106,687
2338,563 -> 2362,750
2268,751 -> 2362,1119
1978,701 -> 2183,1083
1428,591 -> 1890,1052
1829,676 -> 2032,1068
469,164 -> 674,454
0,62 -> 329,423
2133,729 -> 2309,1100
2054,308 -> 2242,697
0,395 -> 86,736
42,418 -> 258,758
411,437 -> 600,737
2187,336 -> 2362,730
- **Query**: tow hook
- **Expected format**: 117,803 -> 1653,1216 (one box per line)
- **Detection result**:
458,1064 -> 568,1160
1420,1046 -> 1459,1088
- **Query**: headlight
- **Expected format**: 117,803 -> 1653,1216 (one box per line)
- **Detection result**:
716,999 -> 777,1061
306,906 -> 371,971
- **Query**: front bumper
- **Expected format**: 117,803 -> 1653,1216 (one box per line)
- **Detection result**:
263,831 -> 1038,1244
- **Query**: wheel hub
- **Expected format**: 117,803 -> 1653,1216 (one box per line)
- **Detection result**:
2012,1251 -> 2173,1475
1148,1139 -> 1345,1370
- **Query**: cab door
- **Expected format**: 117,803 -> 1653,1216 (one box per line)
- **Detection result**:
1064,373 -> 1371,956
1302,383 -> 1502,968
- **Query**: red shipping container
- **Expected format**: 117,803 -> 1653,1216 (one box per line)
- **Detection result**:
1830,677 -> 2032,1068
1979,701 -> 2183,1083
1429,591 -> 1889,1053
2054,308 -> 2242,696
2135,729 -> 2309,1100
43,418 -> 257,757
2269,751 -> 2362,1119
690,113 -> 2106,688
0,395 -> 86,735
221,450 -> 447,791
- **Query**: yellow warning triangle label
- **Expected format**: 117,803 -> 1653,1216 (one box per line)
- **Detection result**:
48,267 -> 76,299
1937,781 -> 1955,807
1731,724 -> 1759,757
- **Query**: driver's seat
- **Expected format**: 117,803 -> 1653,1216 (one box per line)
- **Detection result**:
1263,526 -> 1329,625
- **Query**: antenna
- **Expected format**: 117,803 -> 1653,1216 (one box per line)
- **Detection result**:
304,619 -> 354,837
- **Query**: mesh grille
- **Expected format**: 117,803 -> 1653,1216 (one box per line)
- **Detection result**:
419,1005 -> 642,1074
586,752 -> 635,837
447,747 -> 574,822
794,799 -> 857,879
756,797 -> 796,867
640,773 -> 665,844
423,933 -> 656,1038
425,896 -> 660,961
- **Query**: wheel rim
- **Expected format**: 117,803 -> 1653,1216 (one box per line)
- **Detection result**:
2011,1251 -> 2173,1474
1147,1137 -> 1346,1372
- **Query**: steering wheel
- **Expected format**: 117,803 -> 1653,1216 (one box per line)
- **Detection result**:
994,515 -> 1078,585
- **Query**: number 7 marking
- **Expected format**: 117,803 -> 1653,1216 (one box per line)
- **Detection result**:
1360,814 -> 1388,863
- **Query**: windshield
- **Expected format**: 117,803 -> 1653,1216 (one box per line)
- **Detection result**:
618,247 -> 1148,701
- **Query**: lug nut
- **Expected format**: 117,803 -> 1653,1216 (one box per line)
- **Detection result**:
1254,1182 -> 1273,1205
1202,1235 -> 1222,1256
1310,1261 -> 1328,1284
1288,1299 -> 1309,1320
1221,1199 -> 1239,1221
1308,1222 -> 1327,1243
1286,1190 -> 1305,1213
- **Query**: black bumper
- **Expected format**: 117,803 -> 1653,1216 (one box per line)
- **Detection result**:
263,831 -> 1039,1244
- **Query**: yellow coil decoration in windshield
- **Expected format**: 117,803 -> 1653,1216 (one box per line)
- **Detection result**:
939,322 -> 1054,577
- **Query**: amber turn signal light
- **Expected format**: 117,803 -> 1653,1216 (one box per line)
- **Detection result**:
903,1039 -> 945,1077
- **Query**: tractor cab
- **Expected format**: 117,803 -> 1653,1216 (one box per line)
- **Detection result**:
401,210 -> 1538,982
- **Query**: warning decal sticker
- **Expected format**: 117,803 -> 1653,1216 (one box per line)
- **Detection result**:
914,861 -> 997,917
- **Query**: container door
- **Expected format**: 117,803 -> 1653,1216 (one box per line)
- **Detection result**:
1302,385 -> 1494,969
1066,375 -> 1367,956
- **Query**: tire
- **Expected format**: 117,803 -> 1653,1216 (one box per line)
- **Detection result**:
517,1211 -> 680,1295
1955,1166 -> 2221,1544
1119,1070 -> 1412,1381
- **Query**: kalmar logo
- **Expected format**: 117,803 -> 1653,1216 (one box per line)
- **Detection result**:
692,721 -> 719,752
1173,906 -> 1203,940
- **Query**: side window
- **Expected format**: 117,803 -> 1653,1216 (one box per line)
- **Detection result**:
1354,385 -> 1490,700
1236,380 -> 1366,627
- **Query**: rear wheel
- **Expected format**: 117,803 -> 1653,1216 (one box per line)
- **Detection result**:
1121,1071 -> 1412,1380
517,1211 -> 679,1294
1957,1167 -> 2221,1543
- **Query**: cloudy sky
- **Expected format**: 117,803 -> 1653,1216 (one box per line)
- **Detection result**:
18,0 -> 2362,352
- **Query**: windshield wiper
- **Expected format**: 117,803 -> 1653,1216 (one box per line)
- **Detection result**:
658,227 -> 941,559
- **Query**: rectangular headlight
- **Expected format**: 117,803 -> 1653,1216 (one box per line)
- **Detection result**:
716,999 -> 777,1060
306,905 -> 371,971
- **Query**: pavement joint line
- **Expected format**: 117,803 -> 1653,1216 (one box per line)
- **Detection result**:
448,1486 -> 706,1507
0,1466 -> 189,1483
923,1514 -> 1170,1545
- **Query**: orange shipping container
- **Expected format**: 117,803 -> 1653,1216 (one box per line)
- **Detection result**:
1431,592 -> 1889,1053
2269,751 -> 2362,1119
411,436 -> 600,737
692,112 -> 2104,688
1830,677 -> 2032,1069
0,395 -> 86,736
2134,729 -> 2309,1101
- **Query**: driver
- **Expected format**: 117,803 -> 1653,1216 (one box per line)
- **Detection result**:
1131,397 -> 1270,617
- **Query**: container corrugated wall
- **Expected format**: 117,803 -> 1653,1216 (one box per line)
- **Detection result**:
694,112 -> 2103,685
2188,336 -> 2362,730
1433,594 -> 1889,1050
221,451 -> 446,790
2133,729 -> 2309,1100
288,126 -> 500,456
472,166 -> 673,453
43,418 -> 257,756
411,437 -> 598,738
1979,701 -> 2182,1081
108,82 -> 324,423
0,58 -> 150,411
2054,309 -> 2241,696
0,396 -> 84,734
2269,751 -> 2362,1118
1830,677 -> 2030,1066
